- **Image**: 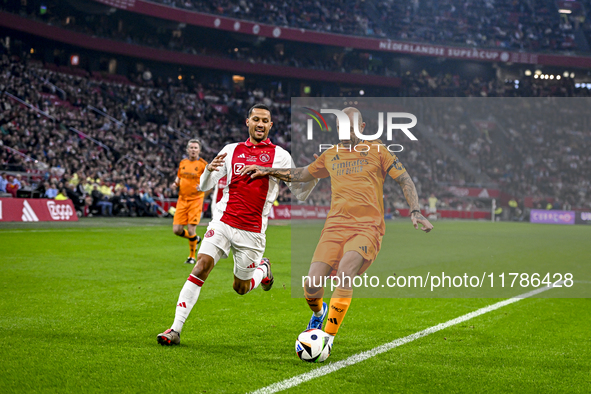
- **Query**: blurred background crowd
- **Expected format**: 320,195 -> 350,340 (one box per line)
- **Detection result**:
1,0 -> 590,218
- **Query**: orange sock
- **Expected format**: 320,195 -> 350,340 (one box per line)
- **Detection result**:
188,236 -> 198,258
180,229 -> 191,239
324,287 -> 353,336
304,280 -> 325,313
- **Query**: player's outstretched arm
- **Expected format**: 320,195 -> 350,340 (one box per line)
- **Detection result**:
394,172 -> 434,233
240,165 -> 316,182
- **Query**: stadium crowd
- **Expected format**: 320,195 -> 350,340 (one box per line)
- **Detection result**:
0,54 -> 289,215
1,1 -> 397,78
2,52 -> 591,217
154,0 -> 581,52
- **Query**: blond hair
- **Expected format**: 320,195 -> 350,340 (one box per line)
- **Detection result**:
186,139 -> 201,149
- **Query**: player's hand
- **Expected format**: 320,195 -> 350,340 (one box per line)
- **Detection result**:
239,165 -> 266,178
411,211 -> 434,233
313,154 -> 319,160
206,153 -> 227,172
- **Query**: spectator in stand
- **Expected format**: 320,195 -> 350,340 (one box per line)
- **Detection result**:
0,172 -> 7,193
65,183 -> 84,213
110,189 -> 128,216
99,180 -> 113,198
508,198 -> 518,220
126,188 -> 147,217
13,174 -> 22,189
75,181 -> 86,201
44,181 -> 58,199
5,175 -> 19,197
141,189 -> 159,216
428,193 -> 438,214
55,188 -> 68,201
82,179 -> 94,196
91,185 -> 113,216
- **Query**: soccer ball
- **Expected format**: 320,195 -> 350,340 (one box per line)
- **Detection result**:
295,329 -> 332,363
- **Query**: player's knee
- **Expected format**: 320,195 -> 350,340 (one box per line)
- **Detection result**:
336,267 -> 357,280
192,255 -> 214,279
338,252 -> 364,276
304,279 -> 319,293
173,227 -> 184,236
304,287 -> 321,299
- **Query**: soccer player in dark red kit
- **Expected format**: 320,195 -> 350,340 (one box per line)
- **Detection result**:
157,104 -> 315,345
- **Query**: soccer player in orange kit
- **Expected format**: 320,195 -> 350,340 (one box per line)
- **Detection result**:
241,107 -> 433,350
172,139 -> 208,264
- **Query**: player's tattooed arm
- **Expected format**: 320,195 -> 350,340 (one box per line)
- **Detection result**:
239,165 -> 316,182
395,172 -> 420,212
394,172 -> 434,233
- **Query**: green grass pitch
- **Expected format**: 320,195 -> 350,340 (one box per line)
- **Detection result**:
1,219 -> 589,393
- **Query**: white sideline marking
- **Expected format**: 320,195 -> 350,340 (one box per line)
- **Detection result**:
250,285 -> 559,394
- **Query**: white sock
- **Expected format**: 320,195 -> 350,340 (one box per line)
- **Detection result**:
171,274 -> 204,333
327,333 -> 335,346
248,263 -> 268,292
313,309 -> 324,317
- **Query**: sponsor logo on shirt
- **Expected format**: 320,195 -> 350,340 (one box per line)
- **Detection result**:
234,163 -> 245,175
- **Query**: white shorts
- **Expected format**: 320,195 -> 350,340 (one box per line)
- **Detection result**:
198,220 -> 266,280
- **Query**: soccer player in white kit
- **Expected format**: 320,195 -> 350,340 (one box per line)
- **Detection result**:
157,104 -> 300,346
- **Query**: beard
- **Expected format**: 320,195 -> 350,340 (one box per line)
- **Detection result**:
251,128 -> 267,142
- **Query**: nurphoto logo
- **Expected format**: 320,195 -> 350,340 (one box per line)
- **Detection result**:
303,108 -> 418,153
304,108 -> 418,141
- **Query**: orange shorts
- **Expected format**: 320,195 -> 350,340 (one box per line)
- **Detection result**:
173,198 -> 203,225
311,229 -> 382,275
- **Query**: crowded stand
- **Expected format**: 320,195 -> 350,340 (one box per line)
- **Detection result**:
490,100 -> 591,210
3,52 -> 590,217
0,54 -> 290,216
0,1 -> 398,78
2,0 -> 591,219
152,0 -> 582,52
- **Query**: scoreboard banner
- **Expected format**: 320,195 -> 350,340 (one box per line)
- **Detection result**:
0,198 -> 78,222
575,211 -> 591,225
530,209 -> 575,225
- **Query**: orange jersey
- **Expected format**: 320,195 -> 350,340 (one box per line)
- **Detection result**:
177,158 -> 208,201
307,141 -> 406,235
